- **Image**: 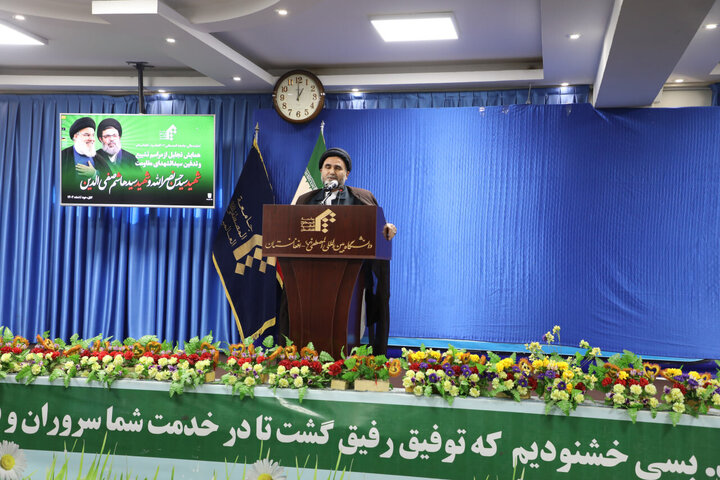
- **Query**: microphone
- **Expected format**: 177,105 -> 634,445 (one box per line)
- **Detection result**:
323,179 -> 339,191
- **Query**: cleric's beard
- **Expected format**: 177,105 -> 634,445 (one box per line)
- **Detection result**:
102,142 -> 121,156
74,139 -> 96,158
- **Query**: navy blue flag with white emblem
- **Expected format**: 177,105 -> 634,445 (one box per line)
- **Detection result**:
212,140 -> 279,340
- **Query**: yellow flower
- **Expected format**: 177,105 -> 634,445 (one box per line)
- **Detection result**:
227,375 -> 237,385
562,370 -> 574,380
413,385 -> 423,396
579,339 -> 590,349
276,365 -> 286,375
278,378 -> 289,388
649,398 -> 659,408
644,384 -> 657,395
469,354 -> 481,363
552,325 -> 561,334
566,383 -> 573,392
629,384 -> 642,396
293,376 -> 303,388
574,393 -> 585,403
227,357 -> 237,366
244,376 -> 255,386
672,402 -> 685,414
613,383 -> 625,394
532,360 -> 544,370
618,371 -> 629,380
31,364 -> 41,375
469,387 -> 480,397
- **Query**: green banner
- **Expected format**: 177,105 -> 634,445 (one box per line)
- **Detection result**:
2,378 -> 720,479
59,114 -> 215,208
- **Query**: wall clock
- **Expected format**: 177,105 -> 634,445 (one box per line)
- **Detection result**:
272,70 -> 325,123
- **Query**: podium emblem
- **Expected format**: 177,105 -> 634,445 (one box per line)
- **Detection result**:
300,208 -> 336,233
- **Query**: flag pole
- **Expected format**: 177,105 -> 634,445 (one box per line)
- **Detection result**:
254,122 -> 259,145
320,120 -> 325,137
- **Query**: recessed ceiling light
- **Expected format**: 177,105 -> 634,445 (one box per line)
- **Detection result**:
13,14 -> 25,21
674,78 -> 684,83
370,13 -> 458,42
561,82 -> 569,87
351,88 -> 359,92
233,76 -> 242,82
0,20 -> 45,45
275,9 -> 288,16
567,33 -> 581,40
166,37 -> 175,44
705,23 -> 718,30
158,89 -> 166,93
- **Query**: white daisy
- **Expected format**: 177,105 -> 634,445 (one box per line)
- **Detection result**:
246,458 -> 287,480
0,441 -> 26,480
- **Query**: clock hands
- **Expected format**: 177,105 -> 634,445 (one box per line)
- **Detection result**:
296,86 -> 304,102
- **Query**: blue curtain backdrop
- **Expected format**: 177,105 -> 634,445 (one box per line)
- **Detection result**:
254,104 -> 720,360
0,85 -> 621,351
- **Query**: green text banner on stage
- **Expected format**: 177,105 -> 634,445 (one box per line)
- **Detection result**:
2,378 -> 719,479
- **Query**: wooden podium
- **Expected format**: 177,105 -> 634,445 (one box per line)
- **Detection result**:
263,205 -> 391,357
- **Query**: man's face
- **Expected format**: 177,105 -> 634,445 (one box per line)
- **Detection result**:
320,156 -> 349,187
100,127 -> 121,155
73,127 -> 96,157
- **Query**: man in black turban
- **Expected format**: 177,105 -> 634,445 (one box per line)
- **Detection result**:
286,147 -> 397,355
95,117 -> 141,177
60,117 -> 111,181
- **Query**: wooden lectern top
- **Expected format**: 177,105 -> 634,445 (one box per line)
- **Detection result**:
262,204 -> 391,260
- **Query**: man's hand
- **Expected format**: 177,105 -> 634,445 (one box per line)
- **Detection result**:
75,163 -> 97,179
383,223 -> 397,241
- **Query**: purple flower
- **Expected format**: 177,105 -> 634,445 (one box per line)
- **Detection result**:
428,372 -> 438,383
512,365 -> 521,373
545,370 -> 557,379
419,362 -> 429,370
460,365 -> 472,377
687,378 -> 699,388
556,381 -> 566,391
517,378 -> 528,387
168,365 -> 177,372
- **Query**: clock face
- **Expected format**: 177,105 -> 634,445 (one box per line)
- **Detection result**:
272,70 -> 325,123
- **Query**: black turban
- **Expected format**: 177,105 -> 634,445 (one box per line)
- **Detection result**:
69,117 -> 96,138
97,118 -> 122,138
319,147 -> 352,172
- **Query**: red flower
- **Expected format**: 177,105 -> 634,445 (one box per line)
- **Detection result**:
575,382 -> 586,392
528,377 -> 538,389
300,359 -> 310,367
673,382 -> 687,395
614,379 -> 626,387
328,363 -> 342,376
601,377 -> 613,387
639,378 -> 649,387
256,355 -> 265,363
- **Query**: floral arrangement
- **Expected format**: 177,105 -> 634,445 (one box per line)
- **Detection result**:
221,336 -> 274,399
267,341 -> 332,402
660,367 -> 720,424
401,345 -> 487,404
5,325 -> 720,426
525,327 -> 598,415
340,344 -> 396,385
591,350 -> 662,422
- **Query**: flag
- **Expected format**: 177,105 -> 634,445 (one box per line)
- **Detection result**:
212,140 -> 279,341
290,130 -> 326,204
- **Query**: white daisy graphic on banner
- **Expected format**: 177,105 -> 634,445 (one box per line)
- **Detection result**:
246,458 -> 287,480
0,441 -> 26,480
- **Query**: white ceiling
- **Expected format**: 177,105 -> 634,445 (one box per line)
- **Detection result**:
0,0 -> 719,107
